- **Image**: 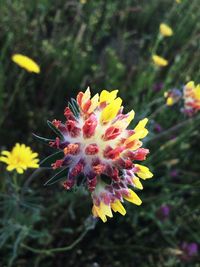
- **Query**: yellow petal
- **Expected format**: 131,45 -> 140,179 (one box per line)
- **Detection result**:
101,97 -> 122,123
125,110 -> 135,125
111,200 -> 126,215
166,97 -> 174,106
159,23 -> 173,37
93,205 -> 107,222
100,202 -> 113,218
0,157 -> 9,163
100,90 -> 118,103
82,87 -> 91,104
124,189 -> 142,206
112,110 -> 135,130
92,202 -> 113,222
134,118 -> 148,132
133,177 -> 143,190
1,151 -> 10,156
135,164 -> 153,179
152,55 -> 168,67
17,168 -> 24,174
12,54 -> 40,73
130,140 -> 143,151
195,84 -> 200,98
128,129 -> 149,142
88,93 -> 99,113
185,81 -> 195,89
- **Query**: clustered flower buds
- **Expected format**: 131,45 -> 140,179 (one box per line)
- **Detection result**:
46,88 -> 153,222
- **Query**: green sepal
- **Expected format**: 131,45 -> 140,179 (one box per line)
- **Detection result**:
40,151 -> 64,168
44,168 -> 68,186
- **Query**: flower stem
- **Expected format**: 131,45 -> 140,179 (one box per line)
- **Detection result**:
148,114 -> 200,143
21,227 -> 90,255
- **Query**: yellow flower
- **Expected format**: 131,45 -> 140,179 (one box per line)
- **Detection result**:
80,0 -> 87,3
12,54 -> 40,73
176,0 -> 181,3
166,97 -> 174,106
152,55 -> 168,67
164,89 -> 182,106
0,143 -> 39,174
159,23 -> 173,37
183,81 -> 200,114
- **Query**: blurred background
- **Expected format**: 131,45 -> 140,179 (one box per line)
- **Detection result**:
0,0 -> 200,266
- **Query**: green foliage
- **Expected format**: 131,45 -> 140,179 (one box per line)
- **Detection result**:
0,0 -> 200,266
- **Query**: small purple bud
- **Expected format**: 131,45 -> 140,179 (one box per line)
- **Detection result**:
154,123 -> 162,133
170,169 -> 179,178
156,204 -> 171,221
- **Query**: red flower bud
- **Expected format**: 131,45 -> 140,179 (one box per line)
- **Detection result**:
83,114 -> 98,138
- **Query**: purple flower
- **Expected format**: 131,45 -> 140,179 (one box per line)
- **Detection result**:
179,242 -> 198,262
154,123 -> 162,133
156,204 -> 170,220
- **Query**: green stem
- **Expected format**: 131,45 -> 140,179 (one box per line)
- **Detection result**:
0,71 -> 25,126
13,172 -> 19,192
148,114 -> 200,143
21,228 -> 90,255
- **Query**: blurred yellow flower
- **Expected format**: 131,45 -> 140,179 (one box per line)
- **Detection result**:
159,23 -> 173,37
176,0 -> 181,3
166,97 -> 174,106
152,55 -> 168,67
0,143 -> 39,174
164,89 -> 182,106
80,0 -> 87,4
12,54 -> 40,73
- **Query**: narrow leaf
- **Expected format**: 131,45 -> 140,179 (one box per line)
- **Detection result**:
40,151 -> 64,168
44,168 -> 68,186
47,120 -> 64,139
32,133 -> 54,144
68,98 -> 80,118
71,98 -> 80,114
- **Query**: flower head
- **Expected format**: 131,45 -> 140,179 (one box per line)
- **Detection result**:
0,143 -> 39,174
12,54 -> 40,73
183,81 -> 200,115
152,55 -> 168,67
179,242 -> 198,262
164,89 -> 182,106
159,23 -> 173,37
44,88 -> 153,222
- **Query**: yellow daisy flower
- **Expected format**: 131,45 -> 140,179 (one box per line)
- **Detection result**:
152,55 -> 168,67
159,23 -> 173,37
12,54 -> 40,73
0,143 -> 39,174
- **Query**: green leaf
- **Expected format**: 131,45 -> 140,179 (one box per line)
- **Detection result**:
32,133 -> 54,144
47,120 -> 64,139
68,98 -> 80,118
44,168 -> 68,186
40,151 -> 64,168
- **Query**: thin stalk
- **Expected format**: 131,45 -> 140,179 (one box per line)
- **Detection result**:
21,227 -> 90,255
